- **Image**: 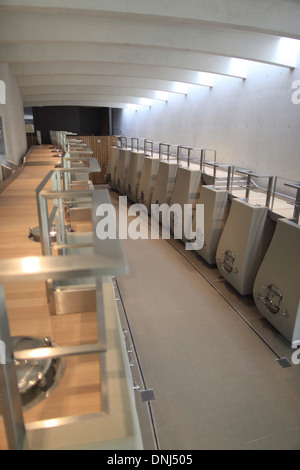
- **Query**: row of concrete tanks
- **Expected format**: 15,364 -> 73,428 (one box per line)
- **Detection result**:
107,143 -> 300,349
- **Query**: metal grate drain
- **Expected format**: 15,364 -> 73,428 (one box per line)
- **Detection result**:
276,357 -> 292,368
140,389 -> 155,403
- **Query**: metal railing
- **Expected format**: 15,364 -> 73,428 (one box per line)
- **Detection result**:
234,169 -> 275,208
111,134 -> 299,222
130,137 -> 140,151
0,225 -> 128,449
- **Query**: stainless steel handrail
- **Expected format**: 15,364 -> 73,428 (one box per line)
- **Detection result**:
131,137 -> 139,151
235,169 -> 275,208
120,136 -> 128,149
0,188 -> 128,450
35,168 -> 96,255
159,142 -> 171,161
177,145 -> 193,167
0,155 -> 18,172
201,161 -> 235,192
144,138 -> 153,157
200,148 -> 217,172
283,180 -> 300,222
0,253 -> 127,449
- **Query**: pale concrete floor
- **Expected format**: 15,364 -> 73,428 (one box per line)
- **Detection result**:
110,190 -> 300,450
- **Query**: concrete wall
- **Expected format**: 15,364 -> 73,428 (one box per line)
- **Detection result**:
0,62 -> 27,167
113,62 -> 300,183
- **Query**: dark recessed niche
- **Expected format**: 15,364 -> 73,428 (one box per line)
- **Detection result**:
32,106 -> 110,144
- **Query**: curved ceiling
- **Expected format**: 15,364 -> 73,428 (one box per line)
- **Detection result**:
0,0 -> 300,109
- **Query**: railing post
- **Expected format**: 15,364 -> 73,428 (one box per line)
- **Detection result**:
266,176 -> 275,208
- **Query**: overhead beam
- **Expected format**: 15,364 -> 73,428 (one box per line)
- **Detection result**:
20,85 -> 176,100
1,43 -> 252,78
23,100 -> 149,110
23,93 -> 156,105
24,100 -> 144,110
1,0 -> 300,40
0,10 -> 298,67
17,74 -> 214,90
11,60 -> 243,82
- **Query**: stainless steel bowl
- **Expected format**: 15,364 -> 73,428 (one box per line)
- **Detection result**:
0,336 -> 66,412
13,336 -> 53,394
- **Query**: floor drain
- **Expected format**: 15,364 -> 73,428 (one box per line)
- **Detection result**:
276,357 -> 292,368
140,389 -> 155,403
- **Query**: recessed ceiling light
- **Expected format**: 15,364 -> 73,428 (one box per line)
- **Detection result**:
277,37 -> 300,68
172,82 -> 189,94
229,58 -> 248,79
